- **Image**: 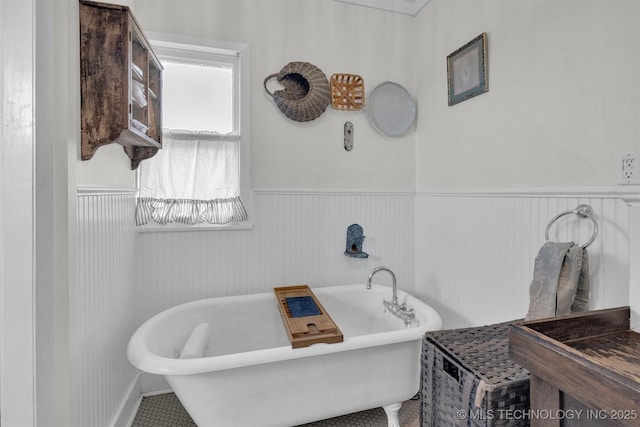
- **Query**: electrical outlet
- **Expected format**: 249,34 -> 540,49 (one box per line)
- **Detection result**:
620,153 -> 640,185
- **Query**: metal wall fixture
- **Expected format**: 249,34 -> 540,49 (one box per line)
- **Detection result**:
544,204 -> 598,248
344,121 -> 353,151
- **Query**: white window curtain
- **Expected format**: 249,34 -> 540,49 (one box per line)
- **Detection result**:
136,129 -> 247,225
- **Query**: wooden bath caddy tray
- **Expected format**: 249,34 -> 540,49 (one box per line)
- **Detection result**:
274,285 -> 343,349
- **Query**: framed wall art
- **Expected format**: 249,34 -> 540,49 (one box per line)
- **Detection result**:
447,32 -> 488,106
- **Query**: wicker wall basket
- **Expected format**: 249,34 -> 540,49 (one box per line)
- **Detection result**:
330,73 -> 365,111
264,62 -> 331,122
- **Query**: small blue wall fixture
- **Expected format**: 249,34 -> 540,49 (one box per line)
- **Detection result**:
344,224 -> 369,258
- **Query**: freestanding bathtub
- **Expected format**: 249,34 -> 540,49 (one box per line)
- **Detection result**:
127,284 -> 442,427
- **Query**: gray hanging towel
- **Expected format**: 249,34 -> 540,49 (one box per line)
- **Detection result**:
569,245 -> 590,313
525,242 -> 590,320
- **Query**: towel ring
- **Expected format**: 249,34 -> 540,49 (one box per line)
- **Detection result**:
544,204 -> 598,248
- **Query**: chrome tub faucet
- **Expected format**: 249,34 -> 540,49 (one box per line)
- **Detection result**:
367,266 -> 415,326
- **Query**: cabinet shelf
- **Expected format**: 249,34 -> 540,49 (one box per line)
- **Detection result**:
115,128 -> 160,150
79,0 -> 163,169
132,63 -> 144,82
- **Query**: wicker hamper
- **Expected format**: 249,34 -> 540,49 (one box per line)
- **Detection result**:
421,320 -> 530,427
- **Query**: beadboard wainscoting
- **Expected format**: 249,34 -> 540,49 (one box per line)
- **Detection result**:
75,187 -> 639,424
415,190 -> 635,329
75,189 -> 139,427
135,190 -> 417,327
135,188 -> 637,333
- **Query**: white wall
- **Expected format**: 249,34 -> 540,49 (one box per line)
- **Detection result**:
77,144 -> 136,189
132,0 -> 417,191
413,0 -> 640,326
78,0 -> 420,190
136,191 -> 416,324
1,1 -> 37,424
38,1 -> 80,424
415,190 -> 633,328
75,190 -> 138,427
81,1 -> 640,190
2,0 -> 80,425
415,0 -> 640,190
136,189 -> 635,331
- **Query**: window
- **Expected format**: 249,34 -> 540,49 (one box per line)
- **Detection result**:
162,61 -> 233,133
136,33 -> 250,228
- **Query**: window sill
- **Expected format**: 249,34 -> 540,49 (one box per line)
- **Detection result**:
136,221 -> 254,233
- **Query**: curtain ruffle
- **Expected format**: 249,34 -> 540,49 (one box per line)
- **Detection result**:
136,196 -> 247,226
136,129 -> 247,226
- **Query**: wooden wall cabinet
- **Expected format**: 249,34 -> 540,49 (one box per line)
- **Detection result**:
79,0 -> 162,169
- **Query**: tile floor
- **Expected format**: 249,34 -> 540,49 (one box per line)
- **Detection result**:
131,392 -> 420,427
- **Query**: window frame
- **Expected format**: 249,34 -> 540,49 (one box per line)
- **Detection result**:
137,32 -> 252,231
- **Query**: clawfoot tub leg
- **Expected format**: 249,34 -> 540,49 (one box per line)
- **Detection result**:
382,402 -> 402,427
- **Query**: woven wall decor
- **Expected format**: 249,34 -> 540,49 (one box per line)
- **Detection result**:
330,74 -> 365,111
264,62 -> 331,122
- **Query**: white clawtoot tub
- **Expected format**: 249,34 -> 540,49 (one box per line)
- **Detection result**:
127,284 -> 442,427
